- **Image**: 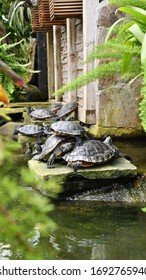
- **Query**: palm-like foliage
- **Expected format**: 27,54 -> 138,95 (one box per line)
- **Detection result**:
0,0 -> 32,42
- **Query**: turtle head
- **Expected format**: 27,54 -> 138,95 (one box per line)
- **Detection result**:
60,141 -> 75,153
103,136 -> 112,145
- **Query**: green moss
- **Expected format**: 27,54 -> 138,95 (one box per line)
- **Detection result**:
89,124 -> 145,138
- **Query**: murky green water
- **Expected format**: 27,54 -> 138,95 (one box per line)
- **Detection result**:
48,201 -> 146,260
1,137 -> 146,260
36,137 -> 146,260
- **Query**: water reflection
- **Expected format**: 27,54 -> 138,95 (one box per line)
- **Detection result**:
48,202 -> 146,260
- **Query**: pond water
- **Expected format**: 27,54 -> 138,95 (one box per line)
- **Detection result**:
1,137 -> 146,260
48,201 -> 146,260
36,137 -> 146,260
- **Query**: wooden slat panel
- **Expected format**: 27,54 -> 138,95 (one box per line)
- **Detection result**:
49,0 -> 83,20
31,1 -> 66,33
38,0 -> 66,27
31,7 -> 53,32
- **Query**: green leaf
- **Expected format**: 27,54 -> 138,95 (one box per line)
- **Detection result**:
141,33 -> 146,64
122,53 -> 132,75
105,17 -> 125,42
128,23 -> 144,43
118,6 -> 146,24
117,20 -> 136,35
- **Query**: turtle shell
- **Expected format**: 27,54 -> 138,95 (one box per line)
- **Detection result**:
16,124 -> 44,136
30,108 -> 51,120
63,137 -> 118,166
37,134 -> 65,161
50,120 -> 85,137
55,101 -> 77,120
48,102 -> 62,116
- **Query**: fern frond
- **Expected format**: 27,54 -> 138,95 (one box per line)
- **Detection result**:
85,39 -> 140,63
53,59 -> 140,96
0,40 -> 24,51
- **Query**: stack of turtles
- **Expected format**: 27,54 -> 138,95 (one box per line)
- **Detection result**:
31,121 -> 125,172
16,101 -> 128,172
32,120 -> 87,168
15,101 -> 78,155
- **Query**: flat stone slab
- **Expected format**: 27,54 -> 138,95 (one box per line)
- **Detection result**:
28,158 -> 137,197
28,157 -> 137,181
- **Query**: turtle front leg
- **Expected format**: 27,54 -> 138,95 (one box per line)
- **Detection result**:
75,136 -> 83,146
36,134 -> 43,145
71,161 -> 82,172
47,153 -> 56,168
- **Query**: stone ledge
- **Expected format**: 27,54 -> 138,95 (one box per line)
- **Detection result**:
28,157 -> 137,181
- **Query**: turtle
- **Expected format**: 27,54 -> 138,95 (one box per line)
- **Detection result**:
33,134 -> 75,168
48,102 -> 62,116
28,107 -> 52,120
62,136 -> 120,172
53,101 -> 77,120
15,124 -> 44,144
26,102 -> 62,120
50,120 -> 87,145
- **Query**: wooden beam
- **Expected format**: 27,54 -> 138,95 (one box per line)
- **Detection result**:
46,31 -> 55,100
53,25 -> 62,101
66,18 -> 77,102
80,0 -> 99,124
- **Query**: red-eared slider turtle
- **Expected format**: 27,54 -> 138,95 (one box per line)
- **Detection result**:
62,136 -> 120,172
15,124 -> 44,144
33,134 -> 75,168
28,108 -> 52,120
50,120 -> 87,145
54,101 -> 77,120
48,102 -> 62,116
26,102 -> 62,120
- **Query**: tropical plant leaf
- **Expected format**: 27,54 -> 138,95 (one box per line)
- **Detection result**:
128,23 -> 144,43
110,0 -> 146,10
105,17 -> 125,42
141,207 -> 146,212
141,33 -> 146,64
118,6 -> 146,24
122,53 -> 132,75
117,20 -> 136,35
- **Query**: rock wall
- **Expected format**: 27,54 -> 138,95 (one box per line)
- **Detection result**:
60,0 -> 143,136
92,0 -> 143,136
